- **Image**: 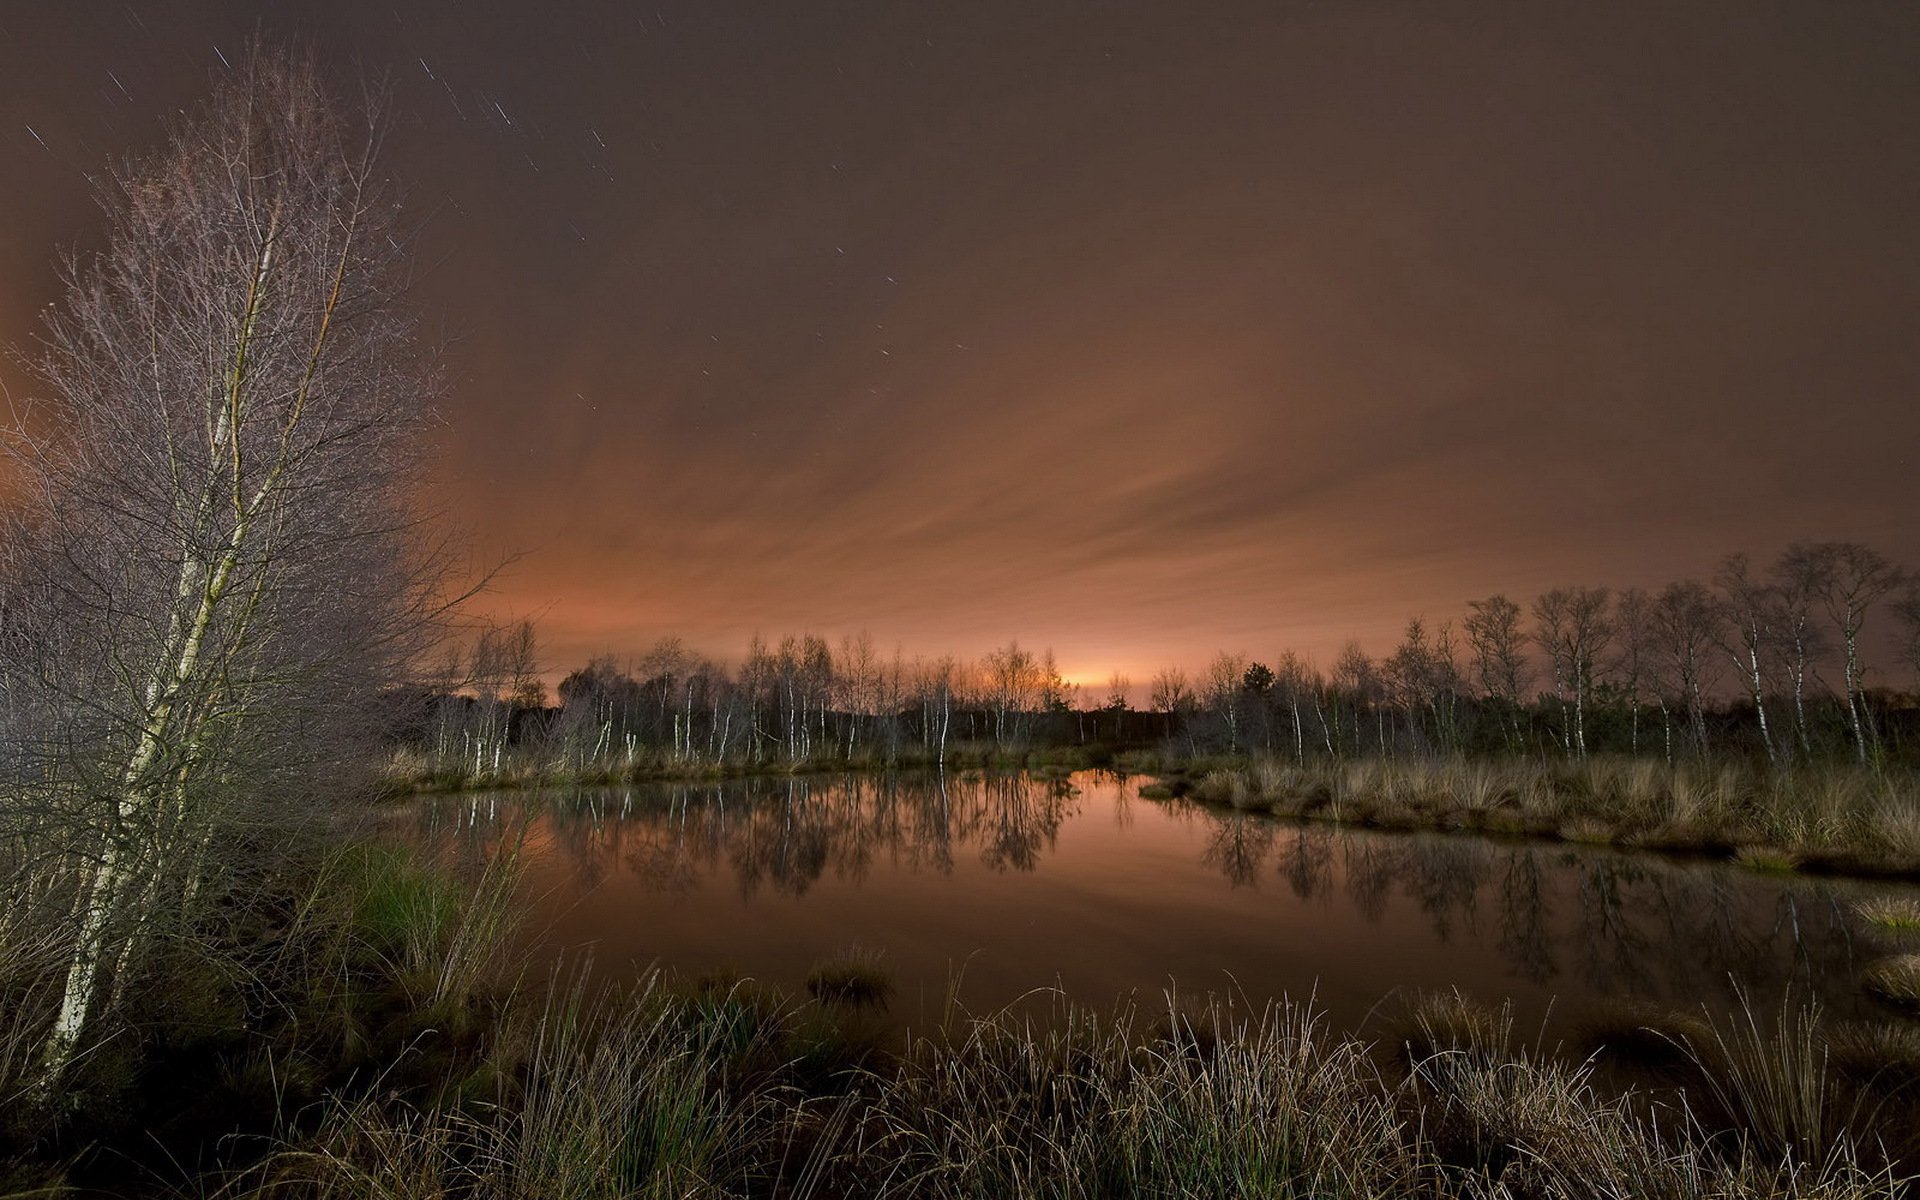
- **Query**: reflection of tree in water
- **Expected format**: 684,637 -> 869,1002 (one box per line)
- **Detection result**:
1402,839 -> 1486,942
1203,815 -> 1276,888
1497,852 -> 1556,984
416,781 -> 1888,1021
1280,827 -> 1333,900
1181,807 -> 1886,1017
1573,857 -> 1651,993
423,771 -> 1075,900
1341,838 -> 1395,922
728,779 -> 835,897
980,775 -> 1072,872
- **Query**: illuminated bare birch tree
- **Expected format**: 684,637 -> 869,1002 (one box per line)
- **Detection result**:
1464,594 -> 1530,751
1650,581 -> 1722,754
1771,545 -> 1829,760
0,49 -> 446,1090
1714,554 -> 1781,763
1531,587 -> 1613,760
1807,541 -> 1905,765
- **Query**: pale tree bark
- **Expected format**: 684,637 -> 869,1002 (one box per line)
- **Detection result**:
1,48 -> 452,1093
1715,554 -> 1781,765
1612,588 -> 1654,756
1771,544 -> 1830,761
1465,594 -> 1531,753
1807,542 -> 1905,766
1650,581 -> 1722,755
1532,587 -> 1612,760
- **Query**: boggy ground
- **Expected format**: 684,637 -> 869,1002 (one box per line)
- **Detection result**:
1136,753 -> 1920,880
7,824 -> 1920,1198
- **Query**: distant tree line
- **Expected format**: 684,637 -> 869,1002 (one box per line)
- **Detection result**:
407,540 -> 1920,775
404,629 -> 1085,774
1159,541 -> 1918,768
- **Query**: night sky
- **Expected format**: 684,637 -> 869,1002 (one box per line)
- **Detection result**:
5,2 -> 1917,686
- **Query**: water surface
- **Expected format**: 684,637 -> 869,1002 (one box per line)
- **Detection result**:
412,770 -> 1914,1036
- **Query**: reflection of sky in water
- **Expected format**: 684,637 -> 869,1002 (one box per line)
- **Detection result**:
412,772 -> 1917,1037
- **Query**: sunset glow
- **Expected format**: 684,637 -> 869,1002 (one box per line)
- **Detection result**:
3,2 -> 1916,679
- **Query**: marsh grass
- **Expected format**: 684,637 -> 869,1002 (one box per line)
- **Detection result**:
1856,897 -> 1920,932
804,945 -> 893,1009
1862,955 -> 1920,1009
332,831 -> 524,1010
258,976 -> 780,1200
12,814 -> 1920,1197
106,941 -> 1920,1199
1148,756 -> 1920,876
1733,846 -> 1803,874
386,741 -> 1116,796
0,863 -> 70,1126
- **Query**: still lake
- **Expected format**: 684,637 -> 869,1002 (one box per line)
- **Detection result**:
409,769 -> 1914,1036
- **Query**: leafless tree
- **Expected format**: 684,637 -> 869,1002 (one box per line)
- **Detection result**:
1612,588 -> 1655,756
1894,588 -> 1920,687
1331,640 -> 1384,755
1464,594 -> 1530,750
0,49 -> 451,1090
1649,582 -> 1722,758
1805,542 -> 1905,765
1771,545 -> 1831,760
1272,652 -> 1317,761
1531,587 -> 1613,759
918,655 -> 959,766
1714,554 -> 1781,763
1148,667 -> 1194,716
983,640 -> 1042,750
1102,672 -> 1130,740
1202,650 -> 1250,752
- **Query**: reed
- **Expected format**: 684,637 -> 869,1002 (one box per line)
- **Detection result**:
1862,955 -> 1920,1009
1855,897 -> 1920,931
196,972 -> 1920,1199
1150,754 -> 1920,876
804,945 -> 894,1009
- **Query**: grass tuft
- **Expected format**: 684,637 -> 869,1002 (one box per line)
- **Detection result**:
1856,895 -> 1920,931
804,945 -> 893,1009
1733,844 -> 1803,873
1862,954 -> 1920,1009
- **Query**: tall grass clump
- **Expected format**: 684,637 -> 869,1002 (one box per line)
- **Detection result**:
259,974 -> 787,1199
0,862 -> 70,1131
845,993 -> 1418,1199
331,834 -> 525,1009
1192,768 -> 1256,808
1653,992 -> 1920,1181
1862,956 -> 1920,1010
1856,896 -> 1920,932
804,945 -> 894,1009
1163,755 -> 1920,876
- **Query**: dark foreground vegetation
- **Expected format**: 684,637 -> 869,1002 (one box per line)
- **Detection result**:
9,41 -> 1920,1200
8,831 -> 1920,1198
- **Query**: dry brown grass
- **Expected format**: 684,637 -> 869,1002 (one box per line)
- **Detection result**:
1855,896 -> 1920,932
1165,755 -> 1920,876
